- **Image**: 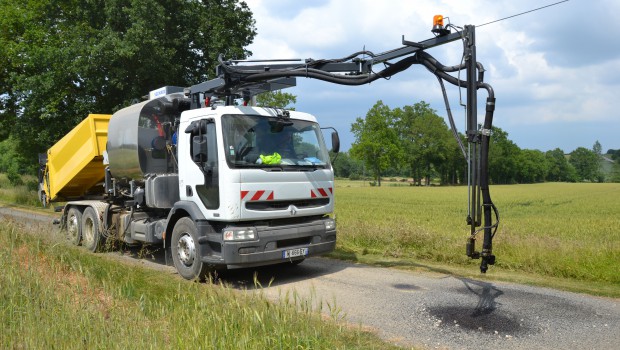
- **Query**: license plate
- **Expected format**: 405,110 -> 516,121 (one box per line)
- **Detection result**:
282,247 -> 308,259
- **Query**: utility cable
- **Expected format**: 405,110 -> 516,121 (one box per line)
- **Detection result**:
477,0 -> 570,27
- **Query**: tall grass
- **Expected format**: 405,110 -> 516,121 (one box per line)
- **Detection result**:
0,173 -> 40,207
490,183 -> 619,282
0,220 -> 397,349
334,182 -> 620,291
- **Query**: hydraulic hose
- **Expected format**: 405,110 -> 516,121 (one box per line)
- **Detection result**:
417,56 -> 468,87
415,51 -> 485,82
478,82 -> 498,273
421,52 -> 499,273
436,75 -> 467,159
217,52 -> 485,97
216,55 -> 421,93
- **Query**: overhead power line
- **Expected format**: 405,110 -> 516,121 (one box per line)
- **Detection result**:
477,0 -> 570,27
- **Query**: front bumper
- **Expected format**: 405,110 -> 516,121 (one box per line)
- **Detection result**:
196,217 -> 336,268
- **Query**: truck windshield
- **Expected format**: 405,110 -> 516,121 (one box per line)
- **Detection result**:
222,114 -> 330,169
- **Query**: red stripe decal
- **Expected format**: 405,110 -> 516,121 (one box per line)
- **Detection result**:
241,191 -> 249,200
267,191 -> 274,201
310,190 -> 317,198
251,190 -> 265,201
318,188 -> 328,197
328,187 -> 333,194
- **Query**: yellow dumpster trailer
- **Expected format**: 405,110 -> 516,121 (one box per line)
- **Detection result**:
39,114 -> 111,205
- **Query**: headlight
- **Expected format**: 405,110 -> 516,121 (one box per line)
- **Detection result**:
223,228 -> 257,241
324,218 -> 336,231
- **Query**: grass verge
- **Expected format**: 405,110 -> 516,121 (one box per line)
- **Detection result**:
0,173 -> 40,207
0,219 -> 399,349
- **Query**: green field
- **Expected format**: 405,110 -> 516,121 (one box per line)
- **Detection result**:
332,181 -> 620,296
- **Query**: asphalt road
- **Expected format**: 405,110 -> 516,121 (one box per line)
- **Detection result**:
2,207 -> 618,349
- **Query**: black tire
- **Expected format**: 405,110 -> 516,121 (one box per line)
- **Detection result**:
171,217 -> 210,281
65,207 -> 82,245
81,207 -> 103,252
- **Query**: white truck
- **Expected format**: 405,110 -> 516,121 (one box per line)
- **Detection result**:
41,88 -> 339,280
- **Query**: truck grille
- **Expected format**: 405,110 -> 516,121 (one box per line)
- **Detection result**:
245,198 -> 329,211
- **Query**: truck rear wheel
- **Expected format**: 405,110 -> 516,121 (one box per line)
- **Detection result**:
171,217 -> 210,281
81,207 -> 103,252
66,207 -> 82,245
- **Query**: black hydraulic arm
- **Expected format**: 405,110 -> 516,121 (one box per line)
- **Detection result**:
188,23 -> 499,273
187,30 -> 463,107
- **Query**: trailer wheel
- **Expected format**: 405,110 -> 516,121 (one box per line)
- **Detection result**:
81,207 -> 102,252
40,192 -> 48,208
171,217 -> 210,281
66,207 -> 82,245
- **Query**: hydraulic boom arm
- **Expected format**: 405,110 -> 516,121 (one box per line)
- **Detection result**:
188,19 -> 499,273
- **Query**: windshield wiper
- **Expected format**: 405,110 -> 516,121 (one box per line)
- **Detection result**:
261,166 -> 283,171
285,165 -> 319,171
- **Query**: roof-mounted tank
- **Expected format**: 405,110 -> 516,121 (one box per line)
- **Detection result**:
107,92 -> 190,180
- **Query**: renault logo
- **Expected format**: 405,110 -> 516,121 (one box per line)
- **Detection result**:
288,205 -> 297,216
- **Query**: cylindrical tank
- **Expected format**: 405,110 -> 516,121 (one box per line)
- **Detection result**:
107,93 -> 185,180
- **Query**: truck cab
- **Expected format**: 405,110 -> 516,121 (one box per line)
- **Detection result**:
169,104 -> 337,278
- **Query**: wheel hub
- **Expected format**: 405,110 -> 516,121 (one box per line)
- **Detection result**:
82,218 -> 94,247
177,233 -> 196,266
67,215 -> 78,240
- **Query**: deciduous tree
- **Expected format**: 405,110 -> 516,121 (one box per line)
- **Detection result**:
545,148 -> 578,182
350,101 -> 401,186
255,91 -> 297,110
570,147 -> 601,182
0,0 -> 256,171
593,140 -> 602,157
395,102 -> 453,186
515,149 -> 549,183
331,151 -> 363,179
488,126 -> 520,184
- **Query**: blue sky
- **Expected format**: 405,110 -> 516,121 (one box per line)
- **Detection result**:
243,0 -> 619,153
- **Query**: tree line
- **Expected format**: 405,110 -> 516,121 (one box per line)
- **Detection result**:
339,101 -> 620,185
0,0 -> 256,178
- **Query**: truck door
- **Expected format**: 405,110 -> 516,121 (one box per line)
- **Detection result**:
185,118 -> 219,209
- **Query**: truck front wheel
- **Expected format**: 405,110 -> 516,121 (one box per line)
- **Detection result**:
171,217 -> 210,281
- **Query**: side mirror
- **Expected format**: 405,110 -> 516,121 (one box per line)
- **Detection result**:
331,131 -> 340,154
185,120 -> 208,134
192,135 -> 208,162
